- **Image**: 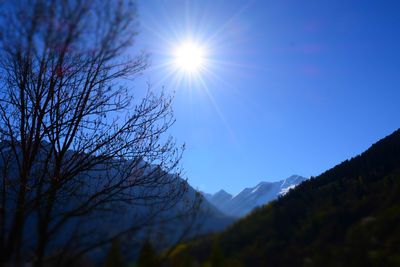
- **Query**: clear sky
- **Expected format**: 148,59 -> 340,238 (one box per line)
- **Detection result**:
135,0 -> 400,194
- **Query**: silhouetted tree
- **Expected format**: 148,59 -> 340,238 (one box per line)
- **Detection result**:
0,0 -> 188,266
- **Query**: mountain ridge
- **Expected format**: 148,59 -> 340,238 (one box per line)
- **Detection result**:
185,128 -> 400,266
203,175 -> 307,217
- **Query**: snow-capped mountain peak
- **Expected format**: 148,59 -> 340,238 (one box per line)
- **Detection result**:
203,175 -> 308,217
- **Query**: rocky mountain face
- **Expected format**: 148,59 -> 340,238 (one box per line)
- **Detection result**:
204,175 -> 307,217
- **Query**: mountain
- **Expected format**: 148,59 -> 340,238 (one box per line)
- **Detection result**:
204,175 -> 307,217
0,142 -> 234,262
203,189 -> 232,209
178,129 -> 400,266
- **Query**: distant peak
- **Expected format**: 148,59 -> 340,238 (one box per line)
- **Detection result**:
255,181 -> 270,187
280,175 -> 307,190
288,174 -> 306,179
212,189 -> 233,200
215,189 -> 230,195
282,174 -> 306,182
253,175 -> 306,187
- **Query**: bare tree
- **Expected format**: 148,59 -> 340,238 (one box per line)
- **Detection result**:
0,0 -> 189,266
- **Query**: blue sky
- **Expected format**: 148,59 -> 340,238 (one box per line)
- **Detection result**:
136,0 -> 400,194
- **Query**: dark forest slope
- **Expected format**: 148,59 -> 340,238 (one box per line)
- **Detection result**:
185,129 -> 400,267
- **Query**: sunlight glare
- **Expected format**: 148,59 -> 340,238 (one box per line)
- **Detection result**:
173,41 -> 206,73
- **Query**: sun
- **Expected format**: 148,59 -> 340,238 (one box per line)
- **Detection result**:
173,41 -> 206,73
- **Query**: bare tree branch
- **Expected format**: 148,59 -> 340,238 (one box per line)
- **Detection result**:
0,1 -> 192,266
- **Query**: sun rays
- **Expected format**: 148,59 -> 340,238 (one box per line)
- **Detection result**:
139,1 -> 256,143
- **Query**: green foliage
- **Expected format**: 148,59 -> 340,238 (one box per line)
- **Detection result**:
187,129 -> 400,266
103,239 -> 125,267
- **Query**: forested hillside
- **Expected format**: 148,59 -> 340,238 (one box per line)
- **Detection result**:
175,129 -> 400,267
